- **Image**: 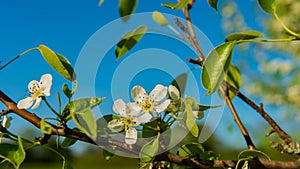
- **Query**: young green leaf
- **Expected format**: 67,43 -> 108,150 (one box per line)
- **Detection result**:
177,143 -> 204,157
208,0 -> 218,12
225,30 -> 263,42
61,137 -> 77,148
152,11 -> 169,26
40,119 -> 52,135
72,109 -> 97,140
257,0 -> 276,14
115,25 -> 147,60
140,138 -> 159,162
62,81 -> 77,99
201,42 -> 235,95
119,0 -> 138,22
0,143 -> 18,168
38,45 -> 76,81
64,98 -> 104,139
224,64 -> 242,99
184,104 -> 199,137
198,104 -> 223,111
162,0 -> 190,10
14,137 -> 25,169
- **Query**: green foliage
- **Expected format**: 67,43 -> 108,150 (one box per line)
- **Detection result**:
152,11 -> 169,26
119,0 -> 138,22
238,149 -> 271,160
177,143 -> 219,160
202,42 -> 235,95
257,0 -> 276,14
115,25 -> 147,60
64,98 -> 104,140
224,64 -> 242,99
0,137 -> 26,169
208,0 -> 219,12
162,0 -> 190,10
140,138 -> 159,162
183,97 -> 199,137
38,45 -> 76,81
171,73 -> 188,97
40,119 -> 52,135
61,137 -> 77,148
62,81 -> 77,99
225,30 -> 263,42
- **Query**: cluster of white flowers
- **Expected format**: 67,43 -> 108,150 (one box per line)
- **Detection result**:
108,84 -> 174,144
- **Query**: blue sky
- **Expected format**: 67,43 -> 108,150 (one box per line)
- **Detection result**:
0,0 -> 285,153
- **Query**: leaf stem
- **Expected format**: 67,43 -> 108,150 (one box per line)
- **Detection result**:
273,10 -> 300,39
0,47 -> 37,71
42,97 -> 61,118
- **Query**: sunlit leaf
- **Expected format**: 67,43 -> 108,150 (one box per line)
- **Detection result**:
140,138 -> 159,162
184,104 -> 199,137
38,45 -> 76,81
119,0 -> 138,22
162,0 -> 190,9
224,64 -> 242,99
208,0 -> 218,12
64,98 -> 104,140
14,137 -> 25,169
0,139 -> 25,169
202,42 -> 235,95
40,119 -> 52,135
225,30 -> 263,42
257,0 -> 276,14
152,11 -> 169,26
62,81 -> 77,99
115,25 -> 147,60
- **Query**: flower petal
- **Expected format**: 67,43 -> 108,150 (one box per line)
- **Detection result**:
31,97 -> 42,109
135,113 -> 152,124
17,97 -> 33,109
40,74 -> 52,96
131,86 -> 147,104
125,127 -> 137,144
113,99 -> 127,117
168,85 -> 180,101
154,99 -> 171,113
127,102 -> 142,116
149,84 -> 167,102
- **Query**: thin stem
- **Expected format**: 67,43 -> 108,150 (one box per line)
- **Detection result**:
238,37 -> 298,44
273,10 -> 300,39
221,87 -> 256,150
0,47 -> 37,71
42,97 -> 61,118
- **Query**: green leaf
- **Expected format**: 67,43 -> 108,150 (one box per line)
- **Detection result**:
238,149 -> 270,160
115,25 -> 147,60
198,104 -> 222,111
201,42 -> 235,95
14,137 -> 25,169
208,0 -> 218,12
38,45 -> 76,81
0,161 -> 10,169
62,81 -> 77,99
61,137 -> 77,148
72,109 -> 97,140
177,143 -> 204,158
257,0 -> 276,14
140,138 -> 159,162
184,104 -> 199,137
119,0 -> 138,22
142,120 -> 159,138
40,119 -> 52,135
64,98 -> 104,140
171,73 -> 188,97
224,64 -> 242,99
225,30 -> 263,42
152,11 -> 169,26
103,149 -> 115,161
162,0 -> 190,9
